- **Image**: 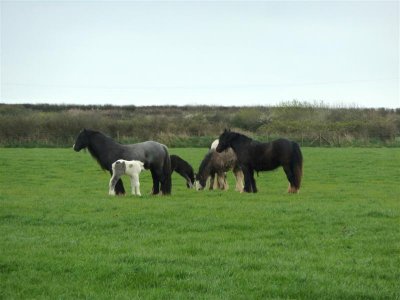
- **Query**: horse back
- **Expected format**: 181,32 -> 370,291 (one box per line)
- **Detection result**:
119,141 -> 167,169
248,139 -> 293,171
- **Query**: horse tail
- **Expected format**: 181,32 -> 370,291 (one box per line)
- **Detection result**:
291,142 -> 303,190
162,146 -> 172,195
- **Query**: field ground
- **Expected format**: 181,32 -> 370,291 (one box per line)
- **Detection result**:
1,147 -> 399,299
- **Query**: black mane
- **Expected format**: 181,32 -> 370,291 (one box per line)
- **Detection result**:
86,130 -> 120,171
225,131 -> 253,144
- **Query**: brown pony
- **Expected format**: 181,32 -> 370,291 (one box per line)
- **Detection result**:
195,147 -> 244,192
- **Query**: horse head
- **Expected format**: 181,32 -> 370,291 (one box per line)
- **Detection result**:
194,173 -> 207,190
73,129 -> 90,152
216,129 -> 232,153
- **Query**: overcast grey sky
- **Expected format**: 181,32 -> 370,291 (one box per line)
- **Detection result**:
1,1 -> 399,107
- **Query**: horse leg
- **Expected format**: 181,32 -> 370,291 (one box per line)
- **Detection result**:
131,174 -> 141,196
242,166 -> 253,193
214,172 -> 227,189
214,173 -> 221,190
209,173 -> 215,190
153,167 -> 170,195
249,169 -> 257,193
151,169 -> 160,195
114,179 -> 126,195
234,169 -> 244,192
223,172 -> 229,190
283,165 -> 298,193
159,168 -> 171,196
217,172 -> 227,190
109,174 -> 119,196
129,175 -> 135,195
109,169 -> 125,195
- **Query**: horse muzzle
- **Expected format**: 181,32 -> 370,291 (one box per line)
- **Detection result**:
195,181 -> 204,191
215,145 -> 223,153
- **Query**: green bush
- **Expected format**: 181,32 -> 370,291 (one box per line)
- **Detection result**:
0,103 -> 398,147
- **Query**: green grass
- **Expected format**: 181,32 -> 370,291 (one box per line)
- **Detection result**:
1,147 -> 399,299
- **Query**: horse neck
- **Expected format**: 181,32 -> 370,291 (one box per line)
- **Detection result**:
229,134 -> 252,152
198,155 -> 212,179
87,133 -> 119,167
222,149 -> 237,166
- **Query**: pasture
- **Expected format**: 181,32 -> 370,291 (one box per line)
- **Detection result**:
1,147 -> 399,299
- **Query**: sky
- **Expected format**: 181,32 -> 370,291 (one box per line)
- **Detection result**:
1,1 -> 399,108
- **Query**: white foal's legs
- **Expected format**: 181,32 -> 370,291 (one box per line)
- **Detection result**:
130,174 -> 141,196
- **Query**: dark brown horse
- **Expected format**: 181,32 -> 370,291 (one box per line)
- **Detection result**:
216,130 -> 303,193
195,148 -> 244,192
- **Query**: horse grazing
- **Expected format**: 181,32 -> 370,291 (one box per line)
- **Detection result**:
209,139 -> 226,188
109,160 -> 145,196
195,148 -> 244,192
216,129 -> 303,193
73,129 -> 172,195
170,154 -> 195,188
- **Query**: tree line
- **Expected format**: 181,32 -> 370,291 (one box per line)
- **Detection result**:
0,102 -> 399,147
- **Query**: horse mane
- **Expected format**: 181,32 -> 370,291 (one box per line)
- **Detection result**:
198,151 -> 213,178
227,131 -> 253,143
86,130 -> 119,171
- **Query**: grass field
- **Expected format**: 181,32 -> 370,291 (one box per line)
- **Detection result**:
1,147 -> 399,299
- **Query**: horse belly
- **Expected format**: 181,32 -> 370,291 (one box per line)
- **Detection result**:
254,158 -> 280,171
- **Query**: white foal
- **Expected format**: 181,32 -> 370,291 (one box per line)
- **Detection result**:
109,159 -> 145,196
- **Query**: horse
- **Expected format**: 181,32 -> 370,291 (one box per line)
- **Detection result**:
195,147 -> 244,192
216,129 -> 303,193
109,159 -> 145,196
73,129 -> 172,195
208,139 -> 227,188
170,154 -> 195,188
209,138 -> 236,189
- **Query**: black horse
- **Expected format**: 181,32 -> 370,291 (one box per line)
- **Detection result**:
73,129 -> 172,195
216,129 -> 303,193
170,154 -> 195,188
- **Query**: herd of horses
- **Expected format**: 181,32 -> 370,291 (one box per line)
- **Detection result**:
73,129 -> 303,196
